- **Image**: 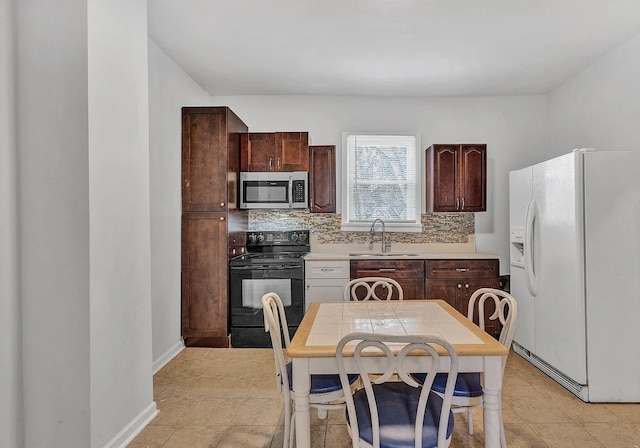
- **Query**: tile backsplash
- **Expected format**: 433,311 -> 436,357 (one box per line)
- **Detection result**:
248,211 -> 474,244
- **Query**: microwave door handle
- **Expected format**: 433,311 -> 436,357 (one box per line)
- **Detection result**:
288,176 -> 293,208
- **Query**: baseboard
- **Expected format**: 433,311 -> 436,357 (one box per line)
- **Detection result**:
153,340 -> 185,374
104,401 -> 158,448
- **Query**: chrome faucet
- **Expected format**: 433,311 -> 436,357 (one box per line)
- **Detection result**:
370,218 -> 391,253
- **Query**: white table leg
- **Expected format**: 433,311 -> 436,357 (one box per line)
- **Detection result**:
293,357 -> 311,448
482,356 -> 503,448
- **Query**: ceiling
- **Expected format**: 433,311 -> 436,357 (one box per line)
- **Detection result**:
147,0 -> 640,97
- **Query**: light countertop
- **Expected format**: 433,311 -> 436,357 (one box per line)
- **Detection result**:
304,251 -> 499,261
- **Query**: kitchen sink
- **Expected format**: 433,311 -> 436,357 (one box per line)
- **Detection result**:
348,253 -> 419,257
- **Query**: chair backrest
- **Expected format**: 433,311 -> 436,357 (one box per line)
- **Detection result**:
467,287 -> 519,351
343,277 -> 404,301
262,292 -> 291,394
336,333 -> 458,448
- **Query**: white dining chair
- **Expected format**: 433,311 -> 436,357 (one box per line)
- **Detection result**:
414,288 -> 518,447
343,277 -> 404,301
262,292 -> 358,448
336,332 -> 458,448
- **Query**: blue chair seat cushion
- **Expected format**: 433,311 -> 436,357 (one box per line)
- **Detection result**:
413,372 -> 483,398
285,363 -> 358,394
347,382 -> 454,448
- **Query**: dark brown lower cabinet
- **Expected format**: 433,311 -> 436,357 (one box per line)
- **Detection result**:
425,259 -> 500,338
350,260 -> 425,300
181,212 -> 229,347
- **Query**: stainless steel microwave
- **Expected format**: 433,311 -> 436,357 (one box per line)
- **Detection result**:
239,171 -> 308,209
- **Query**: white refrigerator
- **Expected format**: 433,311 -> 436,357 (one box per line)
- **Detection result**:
509,149 -> 640,402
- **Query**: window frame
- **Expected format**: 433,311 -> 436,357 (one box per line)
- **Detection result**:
340,132 -> 423,233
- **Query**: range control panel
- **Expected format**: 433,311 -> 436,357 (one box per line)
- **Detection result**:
246,230 -> 310,247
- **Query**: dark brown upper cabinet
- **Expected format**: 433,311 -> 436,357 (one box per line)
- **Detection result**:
182,107 -> 247,212
425,144 -> 487,212
241,132 -> 309,172
309,145 -> 336,213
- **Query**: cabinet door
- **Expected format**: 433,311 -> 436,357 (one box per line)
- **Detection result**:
425,278 -> 460,311
276,132 -> 309,171
182,213 -> 229,346
461,277 -> 501,338
396,278 -> 425,300
182,108 -> 229,211
426,144 -> 460,212
240,133 -> 276,171
309,145 -> 336,213
305,278 -> 350,310
460,144 -> 487,212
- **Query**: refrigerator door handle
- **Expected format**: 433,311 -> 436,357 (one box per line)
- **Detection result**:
525,198 -> 539,296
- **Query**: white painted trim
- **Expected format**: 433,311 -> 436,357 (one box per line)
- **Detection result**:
104,401 -> 158,448
153,340 -> 185,374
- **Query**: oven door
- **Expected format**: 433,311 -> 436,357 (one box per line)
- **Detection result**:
229,262 -> 305,347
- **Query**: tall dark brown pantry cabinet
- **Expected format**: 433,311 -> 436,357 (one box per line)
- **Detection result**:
182,107 -> 248,347
425,144 -> 487,212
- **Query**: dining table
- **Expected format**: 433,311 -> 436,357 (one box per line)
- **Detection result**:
286,299 -> 509,448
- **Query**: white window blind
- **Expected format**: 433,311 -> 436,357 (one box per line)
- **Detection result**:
342,134 -> 421,231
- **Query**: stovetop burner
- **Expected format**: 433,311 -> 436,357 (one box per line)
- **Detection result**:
230,230 -> 310,266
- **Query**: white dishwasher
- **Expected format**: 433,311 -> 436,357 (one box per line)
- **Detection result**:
304,260 -> 350,310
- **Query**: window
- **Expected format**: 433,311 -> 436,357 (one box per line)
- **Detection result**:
341,133 -> 422,232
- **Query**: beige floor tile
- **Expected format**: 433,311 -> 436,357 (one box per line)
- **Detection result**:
127,425 -> 177,448
215,425 -> 276,448
581,422 -> 640,448
504,395 -> 573,423
233,398 -> 283,426
528,422 -> 604,448
501,423 -> 549,448
502,372 -> 545,397
163,425 -> 228,448
324,424 -> 353,448
554,397 -> 621,423
187,397 -> 246,426
602,403 -> 640,424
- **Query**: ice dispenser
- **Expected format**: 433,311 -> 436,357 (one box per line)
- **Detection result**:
510,227 -> 525,267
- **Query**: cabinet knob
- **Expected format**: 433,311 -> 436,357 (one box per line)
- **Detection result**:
457,284 -> 462,288
220,216 -> 225,221
465,284 -> 469,288
220,202 -> 225,207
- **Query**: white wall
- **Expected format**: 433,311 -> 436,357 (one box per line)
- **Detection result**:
13,0 -> 155,446
208,95 -> 550,272
17,1 -> 91,445
87,1 -> 155,446
0,0 -> 21,446
549,33 -> 640,154
147,40 -> 209,370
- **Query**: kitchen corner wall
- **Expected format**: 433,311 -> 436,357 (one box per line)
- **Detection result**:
249,211 -> 474,244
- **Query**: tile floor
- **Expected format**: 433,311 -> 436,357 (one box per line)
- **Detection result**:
129,348 -> 640,448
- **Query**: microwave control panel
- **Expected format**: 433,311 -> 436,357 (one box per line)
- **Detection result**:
292,180 -> 306,203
